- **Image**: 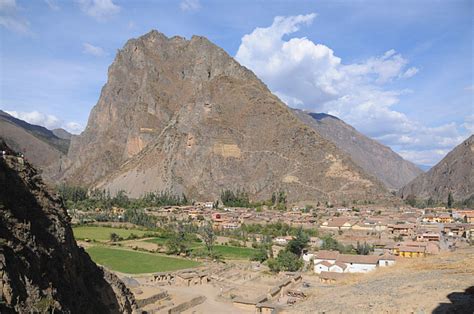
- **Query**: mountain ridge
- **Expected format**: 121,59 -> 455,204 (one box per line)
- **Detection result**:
292,109 -> 423,190
399,135 -> 474,202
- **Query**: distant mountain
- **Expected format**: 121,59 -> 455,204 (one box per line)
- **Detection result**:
52,128 -> 73,140
61,30 -> 390,204
399,135 -> 474,202
0,110 -> 69,178
292,110 -> 423,190
417,164 -> 431,172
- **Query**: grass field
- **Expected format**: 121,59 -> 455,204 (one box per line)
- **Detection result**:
86,246 -> 200,274
73,226 -> 149,241
145,237 -> 202,247
145,237 -> 256,259
195,245 -> 257,259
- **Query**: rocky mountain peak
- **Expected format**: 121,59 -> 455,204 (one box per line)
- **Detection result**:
61,30 -> 390,204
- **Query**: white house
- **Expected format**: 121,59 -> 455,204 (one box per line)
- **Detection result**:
313,250 -> 395,274
314,261 -> 332,274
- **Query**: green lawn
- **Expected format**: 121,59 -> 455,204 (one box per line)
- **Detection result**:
86,246 -> 200,274
73,226 -> 149,241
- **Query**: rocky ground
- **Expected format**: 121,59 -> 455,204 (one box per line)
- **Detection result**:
290,247 -> 474,313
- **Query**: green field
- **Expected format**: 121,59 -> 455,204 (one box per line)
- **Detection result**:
73,226 -> 149,241
145,237 -> 202,247
195,245 -> 257,259
86,246 -> 200,274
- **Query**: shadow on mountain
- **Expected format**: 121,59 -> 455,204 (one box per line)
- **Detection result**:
432,286 -> 474,314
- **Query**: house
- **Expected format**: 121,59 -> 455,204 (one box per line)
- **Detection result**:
388,223 -> 415,237
378,254 -> 396,267
416,231 -> 441,242
328,262 -> 347,273
314,261 -> 332,274
313,250 -> 394,273
336,254 -> 379,273
314,250 -> 339,265
443,223 -> 467,237
320,218 -> 355,231
398,245 -> 425,258
463,212 -> 474,223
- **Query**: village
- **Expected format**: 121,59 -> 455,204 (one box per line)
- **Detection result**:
68,201 -> 474,313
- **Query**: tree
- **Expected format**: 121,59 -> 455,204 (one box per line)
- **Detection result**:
286,228 -> 309,256
356,241 -> 372,255
267,258 -> 281,272
166,224 -> 190,255
275,250 -> 303,272
250,247 -> 268,263
109,232 -> 121,242
201,223 -> 216,256
405,194 -> 417,207
447,192 -> 454,208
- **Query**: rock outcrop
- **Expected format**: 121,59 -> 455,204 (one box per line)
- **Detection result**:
61,30 -> 390,204
0,141 -> 137,313
292,110 -> 423,190
399,135 -> 474,202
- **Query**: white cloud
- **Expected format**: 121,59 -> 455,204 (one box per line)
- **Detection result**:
82,42 -> 107,57
180,0 -> 201,11
462,115 -> 474,133
76,0 -> 120,21
400,66 -> 419,79
5,110 -> 83,134
235,14 -> 468,166
0,0 -> 30,34
44,0 -> 60,11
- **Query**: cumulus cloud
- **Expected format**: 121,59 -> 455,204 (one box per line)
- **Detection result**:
5,110 -> 83,134
180,0 -> 201,11
0,0 -> 30,34
235,14 -> 468,166
76,0 -> 120,21
82,42 -> 107,57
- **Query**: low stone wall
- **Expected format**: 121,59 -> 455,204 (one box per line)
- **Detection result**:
136,291 -> 169,308
167,296 -> 206,314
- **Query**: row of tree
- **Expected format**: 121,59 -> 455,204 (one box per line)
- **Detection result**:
58,184 -> 190,211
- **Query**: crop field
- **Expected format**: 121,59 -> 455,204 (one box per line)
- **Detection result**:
145,237 -> 256,259
73,226 -> 149,241
86,246 -> 200,274
194,245 -> 257,260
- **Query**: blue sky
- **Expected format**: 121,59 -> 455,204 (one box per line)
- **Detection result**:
0,0 -> 472,166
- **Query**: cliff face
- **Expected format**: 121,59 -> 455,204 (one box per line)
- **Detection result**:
399,135 -> 474,202
292,110 -> 423,190
62,30 -> 389,203
0,142 -> 136,313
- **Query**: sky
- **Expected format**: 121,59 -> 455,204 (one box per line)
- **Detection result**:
0,0 -> 472,166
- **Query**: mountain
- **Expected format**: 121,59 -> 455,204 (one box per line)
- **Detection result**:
61,30 -> 390,204
399,135 -> 474,202
416,164 -> 431,172
0,110 -> 69,178
292,110 -> 423,190
0,141 -> 136,313
52,128 -> 73,140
